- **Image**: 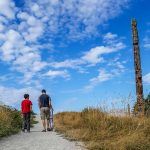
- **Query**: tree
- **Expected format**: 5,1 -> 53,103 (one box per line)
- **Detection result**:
144,93 -> 150,117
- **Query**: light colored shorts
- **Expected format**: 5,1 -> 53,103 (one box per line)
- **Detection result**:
40,107 -> 50,120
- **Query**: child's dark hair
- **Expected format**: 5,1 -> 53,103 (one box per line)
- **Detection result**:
24,94 -> 29,99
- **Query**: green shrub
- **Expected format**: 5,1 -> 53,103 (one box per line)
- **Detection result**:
0,105 -> 22,138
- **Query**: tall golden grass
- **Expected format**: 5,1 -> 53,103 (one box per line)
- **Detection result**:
54,108 -> 150,150
0,105 -> 22,138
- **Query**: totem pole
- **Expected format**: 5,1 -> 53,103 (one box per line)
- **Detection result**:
131,19 -> 144,115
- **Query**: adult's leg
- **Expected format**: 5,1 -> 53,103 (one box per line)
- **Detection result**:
40,108 -> 46,131
42,119 -> 46,130
45,107 -> 50,130
26,112 -> 31,132
46,119 -> 50,129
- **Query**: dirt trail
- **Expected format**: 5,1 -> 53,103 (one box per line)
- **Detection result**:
0,116 -> 85,150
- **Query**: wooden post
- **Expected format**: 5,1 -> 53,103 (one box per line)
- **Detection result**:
131,19 -> 144,115
127,104 -> 130,116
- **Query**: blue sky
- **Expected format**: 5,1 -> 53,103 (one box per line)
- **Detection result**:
0,0 -> 150,113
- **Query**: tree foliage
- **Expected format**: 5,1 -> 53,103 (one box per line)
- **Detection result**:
133,93 -> 150,117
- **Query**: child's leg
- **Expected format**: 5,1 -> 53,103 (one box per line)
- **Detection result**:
22,113 -> 26,131
26,112 -> 31,132
49,109 -> 53,129
50,118 -> 53,129
45,108 -> 50,129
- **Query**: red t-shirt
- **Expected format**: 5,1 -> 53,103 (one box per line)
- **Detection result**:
21,99 -> 32,113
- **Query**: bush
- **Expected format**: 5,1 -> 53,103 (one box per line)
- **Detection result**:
133,93 -> 150,117
0,105 -> 22,138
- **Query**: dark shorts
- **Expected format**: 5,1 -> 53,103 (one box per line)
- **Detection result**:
40,107 -> 50,120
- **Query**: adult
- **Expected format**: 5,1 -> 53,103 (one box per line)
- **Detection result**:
38,89 -> 52,132
21,94 -> 32,133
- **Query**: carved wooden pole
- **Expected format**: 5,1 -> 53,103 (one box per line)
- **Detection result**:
131,19 -> 144,114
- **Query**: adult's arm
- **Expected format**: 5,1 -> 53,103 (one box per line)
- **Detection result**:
38,97 -> 41,109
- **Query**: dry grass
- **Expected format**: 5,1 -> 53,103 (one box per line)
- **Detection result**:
54,108 -> 150,150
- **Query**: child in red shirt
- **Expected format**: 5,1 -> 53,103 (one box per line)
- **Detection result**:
21,94 -> 32,132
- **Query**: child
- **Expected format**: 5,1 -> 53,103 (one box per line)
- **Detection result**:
49,105 -> 54,131
21,94 -> 32,133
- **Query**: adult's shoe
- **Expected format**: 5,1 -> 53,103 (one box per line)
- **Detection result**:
47,128 -> 51,131
42,129 -> 46,132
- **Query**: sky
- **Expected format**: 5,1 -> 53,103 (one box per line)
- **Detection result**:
0,0 -> 150,113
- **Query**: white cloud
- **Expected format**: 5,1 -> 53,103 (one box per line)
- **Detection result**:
1,29 -> 23,61
143,34 -> 150,49
0,0 -> 129,85
0,23 -> 5,32
143,23 -> 150,49
0,27 -> 47,75
82,46 -> 105,64
0,74 -> 14,82
31,3 -> 40,13
0,0 -> 15,19
27,16 -> 37,26
49,32 -> 126,71
44,70 -> 70,79
84,52 -> 126,90
103,32 -> 118,45
90,70 -> 113,83
17,12 -> 44,42
50,59 -> 85,69
143,73 -> 150,84
85,70 -> 113,90
107,57 -> 126,74
0,16 -> 8,24
66,0 -> 130,38
49,43 -> 125,69
0,86 -> 40,107
0,10 -> 47,83
17,12 -> 29,20
82,33 -> 125,65
25,0 -> 130,39
104,32 -> 118,40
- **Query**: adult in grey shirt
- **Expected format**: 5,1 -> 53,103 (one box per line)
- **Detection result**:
38,89 -> 52,132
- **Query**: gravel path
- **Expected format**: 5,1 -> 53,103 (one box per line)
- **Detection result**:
0,117 -> 85,150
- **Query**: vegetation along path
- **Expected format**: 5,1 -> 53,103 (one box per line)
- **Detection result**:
0,116 -> 85,150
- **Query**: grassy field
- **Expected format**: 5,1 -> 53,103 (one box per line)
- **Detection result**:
0,105 -> 37,138
54,108 -> 150,150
